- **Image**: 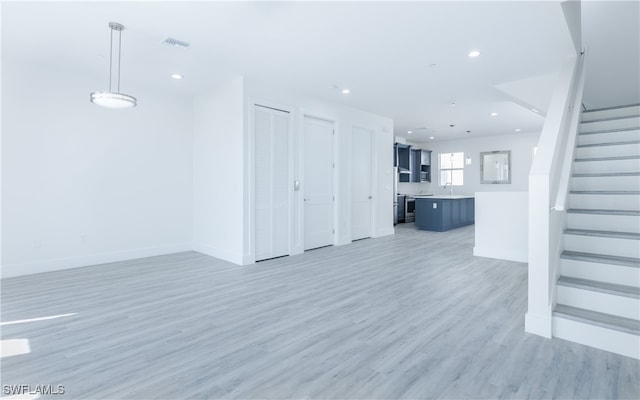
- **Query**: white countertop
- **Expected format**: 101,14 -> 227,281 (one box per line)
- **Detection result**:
417,195 -> 474,199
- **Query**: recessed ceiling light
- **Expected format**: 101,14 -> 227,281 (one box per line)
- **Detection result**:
341,89 -> 350,95
468,50 -> 481,58
171,73 -> 183,80
490,112 -> 498,117
429,136 -> 435,140
515,128 -> 521,132
408,130 -> 413,134
531,108 -> 539,113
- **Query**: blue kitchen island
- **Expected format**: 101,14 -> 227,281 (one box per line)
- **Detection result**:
414,195 -> 475,231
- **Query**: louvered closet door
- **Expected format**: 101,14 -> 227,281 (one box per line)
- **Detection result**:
254,105 -> 290,261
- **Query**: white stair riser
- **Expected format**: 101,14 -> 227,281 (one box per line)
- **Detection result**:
571,175 -> 640,191
575,144 -> 640,159
566,213 -> 640,233
557,286 -> 639,319
580,116 -> 640,133
569,194 -> 640,211
582,106 -> 640,122
564,234 -> 640,258
578,130 -> 640,145
552,316 -> 640,359
560,258 -> 640,287
573,158 -> 640,174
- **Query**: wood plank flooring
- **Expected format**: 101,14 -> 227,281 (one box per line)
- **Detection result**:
1,224 -> 639,399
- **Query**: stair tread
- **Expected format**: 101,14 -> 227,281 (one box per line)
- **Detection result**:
571,190 -> 640,195
572,172 -> 640,177
583,103 -> 640,113
581,115 -> 640,124
553,304 -> 640,335
567,208 -> 640,216
577,140 -> 640,148
575,155 -> 640,162
579,127 -> 640,135
565,228 -> 640,240
557,276 -> 640,298
561,250 -> 640,268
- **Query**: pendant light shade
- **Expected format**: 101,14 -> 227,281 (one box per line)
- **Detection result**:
90,92 -> 137,108
90,22 -> 137,108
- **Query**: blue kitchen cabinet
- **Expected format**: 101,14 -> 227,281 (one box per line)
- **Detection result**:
415,197 -> 475,231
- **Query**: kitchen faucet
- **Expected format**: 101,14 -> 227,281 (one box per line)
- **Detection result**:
444,182 -> 453,196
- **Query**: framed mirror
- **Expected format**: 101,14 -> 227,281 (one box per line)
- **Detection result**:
481,150 -> 511,184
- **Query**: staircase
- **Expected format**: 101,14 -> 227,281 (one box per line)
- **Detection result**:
552,104 -> 640,359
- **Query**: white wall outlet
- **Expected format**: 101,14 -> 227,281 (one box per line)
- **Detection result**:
433,203 -> 437,209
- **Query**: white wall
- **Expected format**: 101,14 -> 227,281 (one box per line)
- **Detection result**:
243,78 -> 394,259
2,66 -> 394,276
193,77 -> 245,264
1,61 -> 194,277
397,132 -> 539,264
399,131 -> 540,195
474,192 -> 529,263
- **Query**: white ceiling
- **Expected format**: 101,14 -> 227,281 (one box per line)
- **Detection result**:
2,1 -> 636,143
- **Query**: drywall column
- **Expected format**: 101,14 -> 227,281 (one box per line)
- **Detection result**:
526,174 -> 553,338
193,77 -> 246,264
473,192 -> 529,263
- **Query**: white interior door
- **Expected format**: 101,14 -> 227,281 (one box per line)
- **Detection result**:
351,127 -> 373,240
254,105 -> 290,261
303,116 -> 334,250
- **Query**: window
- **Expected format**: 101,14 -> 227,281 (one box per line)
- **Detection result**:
439,152 -> 464,186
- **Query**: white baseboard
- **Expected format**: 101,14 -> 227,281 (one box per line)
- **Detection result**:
193,243 -> 244,265
525,312 -> 553,338
241,253 -> 255,265
473,245 -> 528,263
1,243 -> 192,279
374,227 -> 395,238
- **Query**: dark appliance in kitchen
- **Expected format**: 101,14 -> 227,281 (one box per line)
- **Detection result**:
405,196 -> 415,223
396,194 -> 405,224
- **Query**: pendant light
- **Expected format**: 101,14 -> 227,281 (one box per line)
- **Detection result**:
90,22 -> 137,108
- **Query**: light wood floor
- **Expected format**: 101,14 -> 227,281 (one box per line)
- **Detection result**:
1,224 -> 639,399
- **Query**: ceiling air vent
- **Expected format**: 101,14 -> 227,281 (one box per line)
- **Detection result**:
161,37 -> 190,48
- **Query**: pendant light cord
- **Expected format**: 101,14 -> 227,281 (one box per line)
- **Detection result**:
117,28 -> 122,93
107,24 -> 122,93
109,26 -> 113,92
